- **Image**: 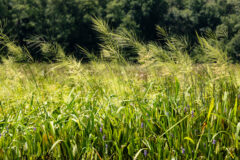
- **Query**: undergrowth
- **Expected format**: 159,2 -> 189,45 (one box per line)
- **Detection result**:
0,18 -> 239,159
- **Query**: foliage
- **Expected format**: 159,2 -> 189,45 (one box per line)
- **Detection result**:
0,16 -> 239,159
227,32 -> 240,62
0,57 -> 239,159
0,0 -> 240,61
1,1 -> 240,159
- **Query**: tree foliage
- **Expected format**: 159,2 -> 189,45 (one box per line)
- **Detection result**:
0,0 -> 240,62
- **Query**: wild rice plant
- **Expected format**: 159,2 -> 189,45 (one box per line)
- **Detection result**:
0,18 -> 239,160
0,26 -> 32,62
26,36 -> 66,62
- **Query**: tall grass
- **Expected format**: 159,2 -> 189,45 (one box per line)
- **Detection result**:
0,18 -> 239,159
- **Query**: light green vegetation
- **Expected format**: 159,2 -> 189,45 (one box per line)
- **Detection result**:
0,59 -> 239,159
0,18 -> 239,159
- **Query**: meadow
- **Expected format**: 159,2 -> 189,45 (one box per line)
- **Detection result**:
0,18 -> 240,159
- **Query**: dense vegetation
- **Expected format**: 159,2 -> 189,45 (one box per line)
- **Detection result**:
0,59 -> 239,159
0,17 -> 240,159
0,0 -> 240,61
0,1 -> 240,159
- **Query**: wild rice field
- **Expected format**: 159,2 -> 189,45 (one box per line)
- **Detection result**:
0,18 -> 240,159
0,58 -> 239,159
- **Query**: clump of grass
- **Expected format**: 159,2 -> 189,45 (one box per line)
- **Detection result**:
0,32 -> 32,62
90,18 -> 194,74
195,32 -> 228,65
26,36 -> 66,62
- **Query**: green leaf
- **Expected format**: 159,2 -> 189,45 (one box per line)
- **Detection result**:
134,148 -> 147,160
236,122 -> 240,149
49,140 -> 63,153
207,98 -> 214,121
184,137 -> 195,144
234,97 -> 237,119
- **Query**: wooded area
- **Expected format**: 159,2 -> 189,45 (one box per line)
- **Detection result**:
0,0 -> 240,61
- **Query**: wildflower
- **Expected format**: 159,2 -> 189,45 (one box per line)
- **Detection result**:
141,122 -> 144,128
212,139 -> 216,145
100,124 -> 103,133
204,143 -> 206,147
184,107 -> 187,113
144,150 -> 148,157
0,133 -> 1,138
191,110 -> 194,118
105,144 -> 108,150
165,111 -> 169,117
34,127 -> 36,131
187,104 -> 190,108
181,147 -> 185,154
103,134 -> 106,140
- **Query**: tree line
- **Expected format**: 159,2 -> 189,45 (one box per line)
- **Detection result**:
0,0 -> 240,62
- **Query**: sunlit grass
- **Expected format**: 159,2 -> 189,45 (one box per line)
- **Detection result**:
0,59 -> 239,159
0,18 -> 239,159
